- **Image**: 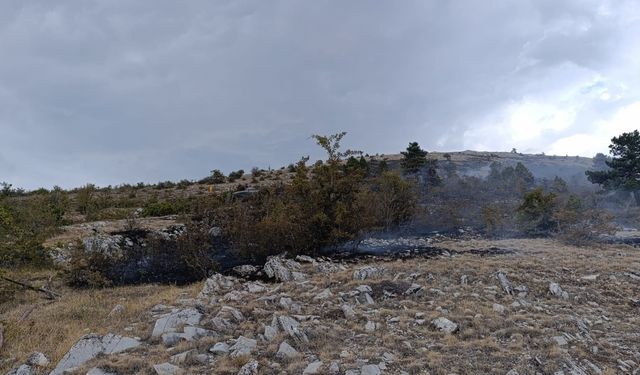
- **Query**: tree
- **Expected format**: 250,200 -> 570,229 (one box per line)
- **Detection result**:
586,130 -> 640,205
401,142 -> 428,174
518,188 -> 557,236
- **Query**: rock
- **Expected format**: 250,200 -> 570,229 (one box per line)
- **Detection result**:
295,255 -> 315,263
25,352 -> 49,367
212,306 -> 245,331
153,362 -> 183,375
263,256 -> 305,282
264,324 -> 278,341
198,274 -> 236,300
353,266 -> 384,280
244,282 -> 267,293
493,303 -> 505,313
6,365 -> 34,375
506,370 -> 519,375
313,288 -> 333,300
431,317 -> 458,333
303,361 -> 323,374
460,275 -> 469,284
221,290 -> 248,302
553,335 -> 568,346
161,333 -> 183,347
237,360 -> 258,375
404,283 -> 423,295
275,315 -> 309,344
341,304 -> 356,319
328,361 -> 340,374
496,272 -> 514,295
233,265 -> 259,278
365,321 -> 377,332
361,364 -> 381,375
210,342 -> 230,354
382,352 -> 395,362
581,274 -> 599,281
276,341 -> 299,359
170,349 -> 197,365
355,285 -> 373,293
152,308 -> 202,337
230,336 -> 257,357
549,283 -> 569,300
50,334 -> 141,375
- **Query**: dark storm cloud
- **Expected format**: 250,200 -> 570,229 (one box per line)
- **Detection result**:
0,0 -> 639,188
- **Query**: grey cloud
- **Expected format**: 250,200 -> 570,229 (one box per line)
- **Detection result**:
0,0 -> 638,188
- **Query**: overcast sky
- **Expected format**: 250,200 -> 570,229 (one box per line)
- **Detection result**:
1,1 -> 639,189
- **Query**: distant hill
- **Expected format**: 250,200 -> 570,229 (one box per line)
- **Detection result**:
376,150 -> 595,188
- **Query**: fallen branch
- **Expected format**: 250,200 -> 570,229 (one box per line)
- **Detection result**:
0,325 -> 4,351
0,276 -> 62,300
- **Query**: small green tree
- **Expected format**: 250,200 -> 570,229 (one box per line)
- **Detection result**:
210,169 -> 226,184
586,130 -> 640,205
401,142 -> 428,174
518,188 -> 557,236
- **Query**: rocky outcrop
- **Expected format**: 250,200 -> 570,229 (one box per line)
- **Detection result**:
49,334 -> 140,375
263,256 -> 306,282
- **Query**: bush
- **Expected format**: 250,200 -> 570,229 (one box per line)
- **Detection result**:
228,170 -> 245,183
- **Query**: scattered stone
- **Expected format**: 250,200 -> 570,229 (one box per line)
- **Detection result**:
431,317 -> 458,333
549,283 -> 569,300
264,256 -> 305,282
353,266 -> 384,280
506,370 -> 519,375
244,282 -> 267,293
264,324 -> 278,341
295,255 -> 315,263
198,274 -> 235,300
362,364 -> 381,375
230,336 -> 257,357
237,360 -> 258,375
210,342 -> 230,354
276,341 -> 299,359
365,321 -> 377,332
6,365 -> 33,375
50,334 -> 140,375
303,361 -> 323,374
25,352 -> 49,367
233,264 -> 259,278
274,315 -> 309,344
493,303 -> 505,313
496,272 -> 514,295
314,288 -> 333,300
404,283 -> 423,295
327,361 -> 340,374
581,274 -> 599,281
170,349 -> 197,365
342,304 -> 356,319
553,335 -> 569,346
152,308 -> 202,337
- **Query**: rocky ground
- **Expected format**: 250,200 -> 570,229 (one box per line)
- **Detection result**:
3,238 -> 640,375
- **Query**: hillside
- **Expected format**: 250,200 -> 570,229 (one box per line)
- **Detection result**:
2,237 -> 639,374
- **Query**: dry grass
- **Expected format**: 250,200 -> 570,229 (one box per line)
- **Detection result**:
3,237 -> 639,374
0,269 -> 200,373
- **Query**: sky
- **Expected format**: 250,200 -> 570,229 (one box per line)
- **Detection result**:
1,1 -> 639,189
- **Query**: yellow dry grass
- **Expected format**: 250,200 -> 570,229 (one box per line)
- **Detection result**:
0,269 -> 200,373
